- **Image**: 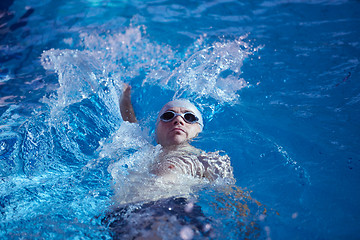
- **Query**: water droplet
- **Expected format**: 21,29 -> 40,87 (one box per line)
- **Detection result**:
184,202 -> 194,213
180,226 -> 194,240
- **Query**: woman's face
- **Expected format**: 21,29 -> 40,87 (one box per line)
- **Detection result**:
156,107 -> 201,147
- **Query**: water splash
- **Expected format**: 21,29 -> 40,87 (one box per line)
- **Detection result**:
80,25 -> 177,84
167,36 -> 254,103
38,25 -> 257,172
43,26 -> 255,107
97,121 -> 150,160
41,48 -> 121,115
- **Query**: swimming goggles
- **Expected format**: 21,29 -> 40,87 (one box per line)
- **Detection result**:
160,110 -> 199,124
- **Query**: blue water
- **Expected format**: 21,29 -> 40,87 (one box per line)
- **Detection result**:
1,0 -> 360,239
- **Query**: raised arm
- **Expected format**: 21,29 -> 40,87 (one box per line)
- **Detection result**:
120,84 -> 137,123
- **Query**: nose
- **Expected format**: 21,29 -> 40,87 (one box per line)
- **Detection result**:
172,115 -> 185,125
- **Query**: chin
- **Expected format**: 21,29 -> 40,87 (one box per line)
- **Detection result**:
167,137 -> 187,146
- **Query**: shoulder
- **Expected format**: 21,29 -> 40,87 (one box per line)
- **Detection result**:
198,150 -> 231,166
199,150 -> 230,159
198,151 -> 234,182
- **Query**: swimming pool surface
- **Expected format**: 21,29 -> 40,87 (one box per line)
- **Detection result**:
1,0 -> 359,239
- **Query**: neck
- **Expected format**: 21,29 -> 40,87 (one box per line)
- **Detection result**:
160,142 -> 203,156
161,142 -> 191,151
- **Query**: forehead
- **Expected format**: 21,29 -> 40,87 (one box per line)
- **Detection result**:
166,107 -> 193,113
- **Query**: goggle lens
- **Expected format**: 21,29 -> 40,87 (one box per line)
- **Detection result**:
184,113 -> 198,123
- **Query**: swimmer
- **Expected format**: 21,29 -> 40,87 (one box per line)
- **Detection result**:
120,84 -> 234,182
103,85 -> 236,239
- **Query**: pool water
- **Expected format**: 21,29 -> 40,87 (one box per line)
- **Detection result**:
1,0 -> 360,239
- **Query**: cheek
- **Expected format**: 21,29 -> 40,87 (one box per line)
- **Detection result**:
155,126 -> 162,142
156,124 -> 169,142
188,125 -> 201,138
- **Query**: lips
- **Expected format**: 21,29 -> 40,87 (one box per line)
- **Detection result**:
171,127 -> 186,133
